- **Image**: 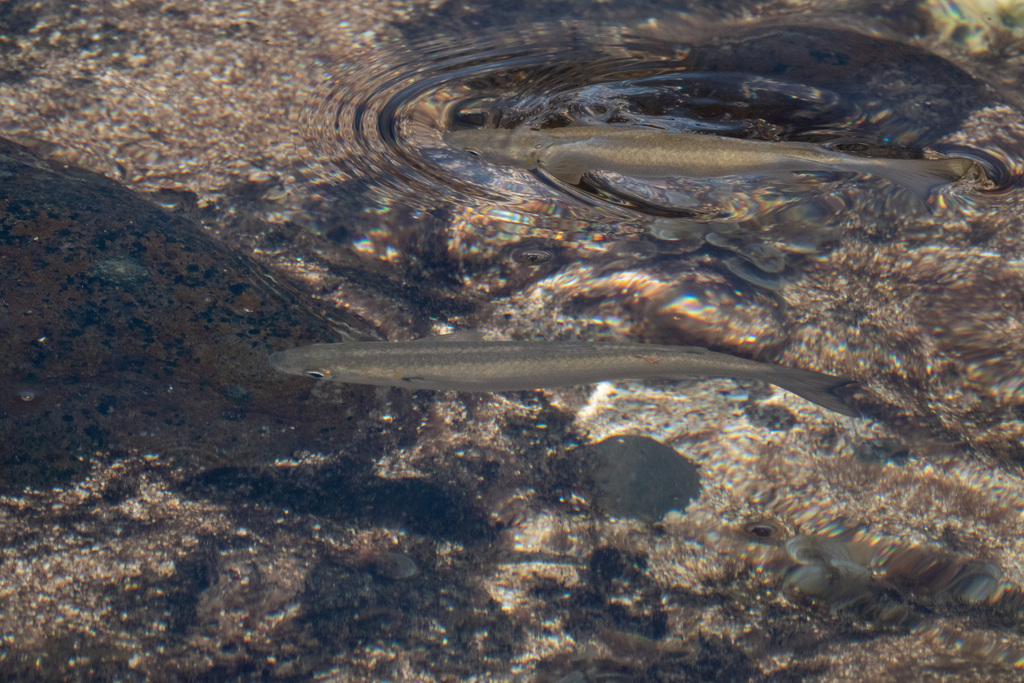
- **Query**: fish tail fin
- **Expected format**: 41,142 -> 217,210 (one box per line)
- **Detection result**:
767,366 -> 860,417
864,157 -> 975,201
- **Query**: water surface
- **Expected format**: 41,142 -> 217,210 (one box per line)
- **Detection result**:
2,1 -> 1024,680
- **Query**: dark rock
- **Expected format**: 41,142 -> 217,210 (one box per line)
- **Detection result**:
745,402 -> 797,431
0,137 -> 380,491
587,434 -> 702,520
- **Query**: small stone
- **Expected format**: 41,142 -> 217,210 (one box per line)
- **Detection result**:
366,551 -> 419,580
853,437 -> 911,464
587,434 -> 701,520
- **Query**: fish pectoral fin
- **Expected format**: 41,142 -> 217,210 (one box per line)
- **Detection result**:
399,376 -> 517,392
545,168 -> 584,185
540,153 -> 585,185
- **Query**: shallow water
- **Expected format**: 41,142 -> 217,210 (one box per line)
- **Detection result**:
2,0 -> 1024,680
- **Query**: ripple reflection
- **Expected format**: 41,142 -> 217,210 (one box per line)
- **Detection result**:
301,21 -> 1020,294
303,22 -> 1014,226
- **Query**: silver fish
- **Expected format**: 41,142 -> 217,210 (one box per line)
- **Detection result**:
270,337 -> 858,416
444,125 -> 976,199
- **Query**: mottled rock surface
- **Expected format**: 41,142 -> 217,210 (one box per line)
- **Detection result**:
0,137 -> 382,491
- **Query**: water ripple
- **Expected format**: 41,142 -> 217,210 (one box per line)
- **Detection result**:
305,22 -> 1015,214
301,22 -> 1023,290
302,27 -> 627,212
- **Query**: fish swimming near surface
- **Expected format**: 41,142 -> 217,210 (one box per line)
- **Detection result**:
444,125 -> 976,199
270,336 -> 859,416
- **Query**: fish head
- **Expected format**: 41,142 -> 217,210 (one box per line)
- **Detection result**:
269,345 -> 341,381
443,128 -> 552,167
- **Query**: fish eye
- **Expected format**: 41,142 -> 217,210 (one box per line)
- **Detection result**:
738,518 -> 787,544
510,244 -> 554,265
307,371 -> 326,379
466,149 -> 481,157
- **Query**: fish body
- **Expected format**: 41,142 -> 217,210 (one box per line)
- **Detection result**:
270,338 -> 858,416
444,125 -> 975,198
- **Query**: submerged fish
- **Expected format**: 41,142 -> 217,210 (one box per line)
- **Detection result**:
270,337 -> 858,416
444,125 -> 975,199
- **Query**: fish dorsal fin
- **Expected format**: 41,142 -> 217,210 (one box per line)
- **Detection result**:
412,331 -> 486,343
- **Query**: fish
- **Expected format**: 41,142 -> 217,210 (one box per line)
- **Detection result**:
270,336 -> 859,416
443,125 -> 976,199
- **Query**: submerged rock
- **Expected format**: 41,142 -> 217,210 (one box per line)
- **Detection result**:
853,437 -> 912,465
359,550 -> 421,580
0,137 -> 380,491
587,434 -> 701,520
